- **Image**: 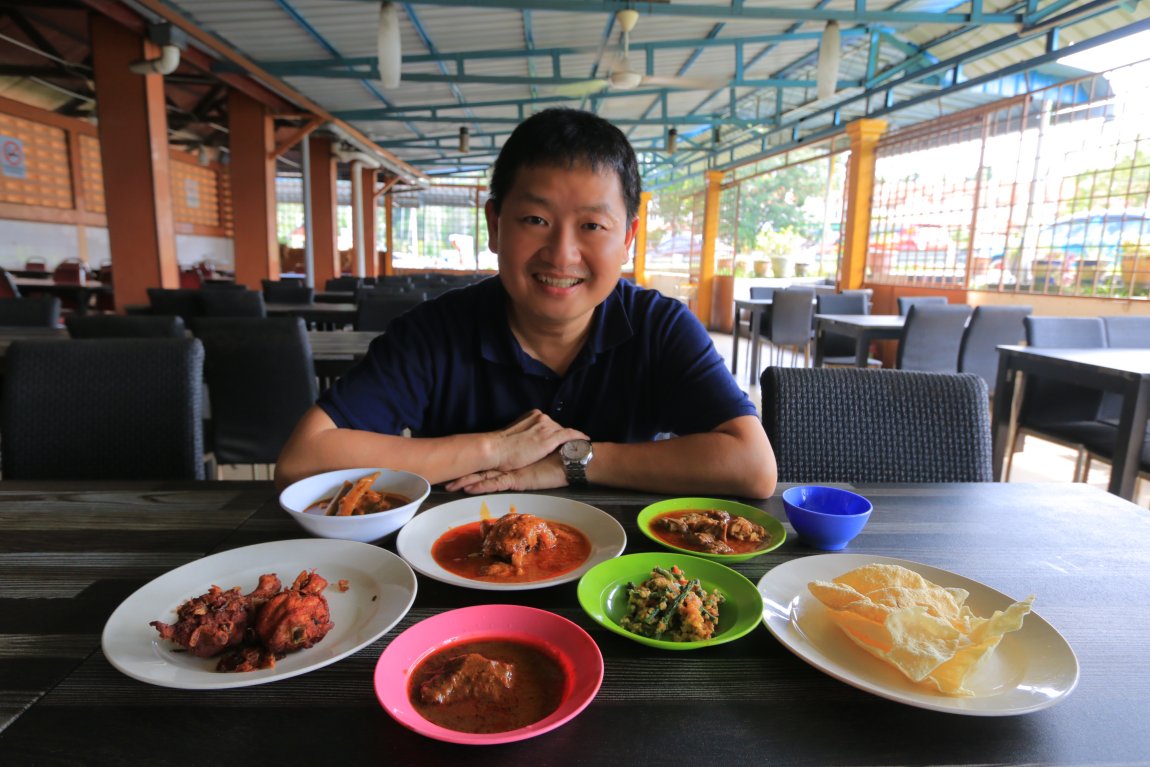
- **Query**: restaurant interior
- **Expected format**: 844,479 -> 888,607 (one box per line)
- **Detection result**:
1,2 -> 1149,765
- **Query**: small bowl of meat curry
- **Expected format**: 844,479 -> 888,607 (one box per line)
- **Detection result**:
374,604 -> 603,745
279,468 -> 430,543
637,498 -> 786,562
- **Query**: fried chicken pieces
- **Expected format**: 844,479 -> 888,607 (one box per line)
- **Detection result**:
150,570 -> 335,672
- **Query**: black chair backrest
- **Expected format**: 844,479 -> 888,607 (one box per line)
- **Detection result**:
0,296 -> 61,328
200,289 -> 267,318
263,277 -> 305,289
897,295 -> 948,316
0,268 -> 20,299
1,338 -> 205,480
767,288 -> 814,346
760,366 -> 992,483
1101,315 -> 1150,348
816,292 -> 871,359
262,283 -> 314,304
325,276 -> 363,292
355,294 -> 425,332
65,314 -> 186,338
190,317 -> 318,465
748,286 -> 775,300
1022,316 -> 1107,425
897,304 -> 973,373
817,292 -> 868,315
147,288 -> 203,325
956,305 -> 1031,395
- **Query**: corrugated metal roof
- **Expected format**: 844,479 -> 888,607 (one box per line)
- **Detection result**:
106,1 -> 1150,182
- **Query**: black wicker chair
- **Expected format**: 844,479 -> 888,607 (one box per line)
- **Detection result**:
190,317 -> 317,475
1,338 -> 205,480
355,293 -> 425,332
760,366 -> 992,483
65,314 -> 186,338
0,296 -> 61,327
200,289 -> 267,318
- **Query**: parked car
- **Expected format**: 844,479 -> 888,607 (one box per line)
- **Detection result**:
1032,209 -> 1150,286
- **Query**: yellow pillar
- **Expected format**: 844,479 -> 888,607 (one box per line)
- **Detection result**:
841,119 -> 888,289
633,191 -> 651,285
695,170 -> 723,326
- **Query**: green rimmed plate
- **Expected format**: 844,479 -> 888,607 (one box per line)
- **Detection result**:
576,552 -> 763,650
637,497 -> 786,562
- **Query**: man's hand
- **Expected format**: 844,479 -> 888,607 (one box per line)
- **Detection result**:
488,409 -> 586,473
445,451 -> 567,494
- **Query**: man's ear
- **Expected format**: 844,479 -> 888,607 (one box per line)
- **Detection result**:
484,198 -> 500,253
622,216 -> 640,263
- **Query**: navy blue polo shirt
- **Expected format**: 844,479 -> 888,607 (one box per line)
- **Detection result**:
318,277 -> 755,442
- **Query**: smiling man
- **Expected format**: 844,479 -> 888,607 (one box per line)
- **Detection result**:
275,108 -> 776,499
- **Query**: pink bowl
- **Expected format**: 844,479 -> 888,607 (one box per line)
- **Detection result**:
374,605 -> 603,745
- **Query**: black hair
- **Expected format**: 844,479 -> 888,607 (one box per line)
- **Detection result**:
487,108 -> 641,220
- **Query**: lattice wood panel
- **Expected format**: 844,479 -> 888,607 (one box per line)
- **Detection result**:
79,134 -> 105,213
0,113 -> 72,209
171,158 -> 220,227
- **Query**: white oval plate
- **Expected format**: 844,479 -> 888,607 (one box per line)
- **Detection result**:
102,539 -> 417,689
758,553 -> 1079,716
396,493 -> 626,591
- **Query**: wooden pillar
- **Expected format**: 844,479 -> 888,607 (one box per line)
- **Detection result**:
383,189 -> 395,276
307,134 -> 339,287
633,190 -> 651,286
359,165 -> 378,277
228,89 -> 278,287
89,16 -> 179,308
695,170 -> 723,327
841,119 -> 888,290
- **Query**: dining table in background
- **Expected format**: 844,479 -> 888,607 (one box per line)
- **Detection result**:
12,277 -> 112,316
814,313 -> 906,367
265,301 -> 358,331
0,479 -> 1146,765
730,297 -> 773,380
993,345 -> 1150,500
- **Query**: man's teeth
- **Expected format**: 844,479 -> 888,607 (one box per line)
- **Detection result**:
537,275 -> 583,288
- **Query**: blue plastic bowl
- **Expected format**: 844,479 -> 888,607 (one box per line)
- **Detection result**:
781,486 -> 873,551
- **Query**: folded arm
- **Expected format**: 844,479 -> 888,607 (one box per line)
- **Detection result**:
447,415 -> 777,499
273,406 -> 586,490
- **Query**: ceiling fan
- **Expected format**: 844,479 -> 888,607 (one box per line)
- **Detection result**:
555,10 -> 726,97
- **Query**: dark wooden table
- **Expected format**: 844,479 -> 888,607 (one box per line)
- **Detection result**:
13,277 -> 112,316
266,301 -> 358,330
0,480 -> 1145,765
993,345 -> 1150,499
814,313 -> 905,367
731,298 -> 772,379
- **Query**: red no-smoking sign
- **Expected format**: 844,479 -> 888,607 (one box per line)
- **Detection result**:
1,136 -> 26,179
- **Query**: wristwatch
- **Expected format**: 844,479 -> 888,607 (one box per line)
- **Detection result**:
559,439 -> 593,486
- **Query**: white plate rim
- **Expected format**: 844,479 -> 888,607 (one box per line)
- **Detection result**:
101,538 -> 418,689
758,553 -> 1079,716
395,493 -> 626,591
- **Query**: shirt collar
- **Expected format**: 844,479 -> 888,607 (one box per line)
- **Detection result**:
477,277 -> 634,371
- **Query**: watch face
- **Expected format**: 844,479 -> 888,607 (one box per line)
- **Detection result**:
562,440 -> 591,462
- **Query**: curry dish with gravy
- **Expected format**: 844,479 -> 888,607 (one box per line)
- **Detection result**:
651,509 -> 770,555
432,511 -> 591,583
409,638 -> 567,733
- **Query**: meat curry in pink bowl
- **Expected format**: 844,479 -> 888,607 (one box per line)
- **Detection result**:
374,604 -> 603,744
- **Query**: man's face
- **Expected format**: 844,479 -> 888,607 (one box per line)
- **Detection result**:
486,162 -> 638,333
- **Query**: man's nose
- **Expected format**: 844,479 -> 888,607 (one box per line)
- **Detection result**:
544,224 -> 580,265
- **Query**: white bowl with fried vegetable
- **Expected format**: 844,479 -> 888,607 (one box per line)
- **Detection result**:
279,468 -> 430,543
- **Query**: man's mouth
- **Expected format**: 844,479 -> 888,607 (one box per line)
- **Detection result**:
534,275 -> 585,288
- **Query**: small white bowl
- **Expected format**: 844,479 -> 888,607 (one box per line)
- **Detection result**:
279,468 -> 430,543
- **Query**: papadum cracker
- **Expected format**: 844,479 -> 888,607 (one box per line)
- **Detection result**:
808,563 -> 1033,696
